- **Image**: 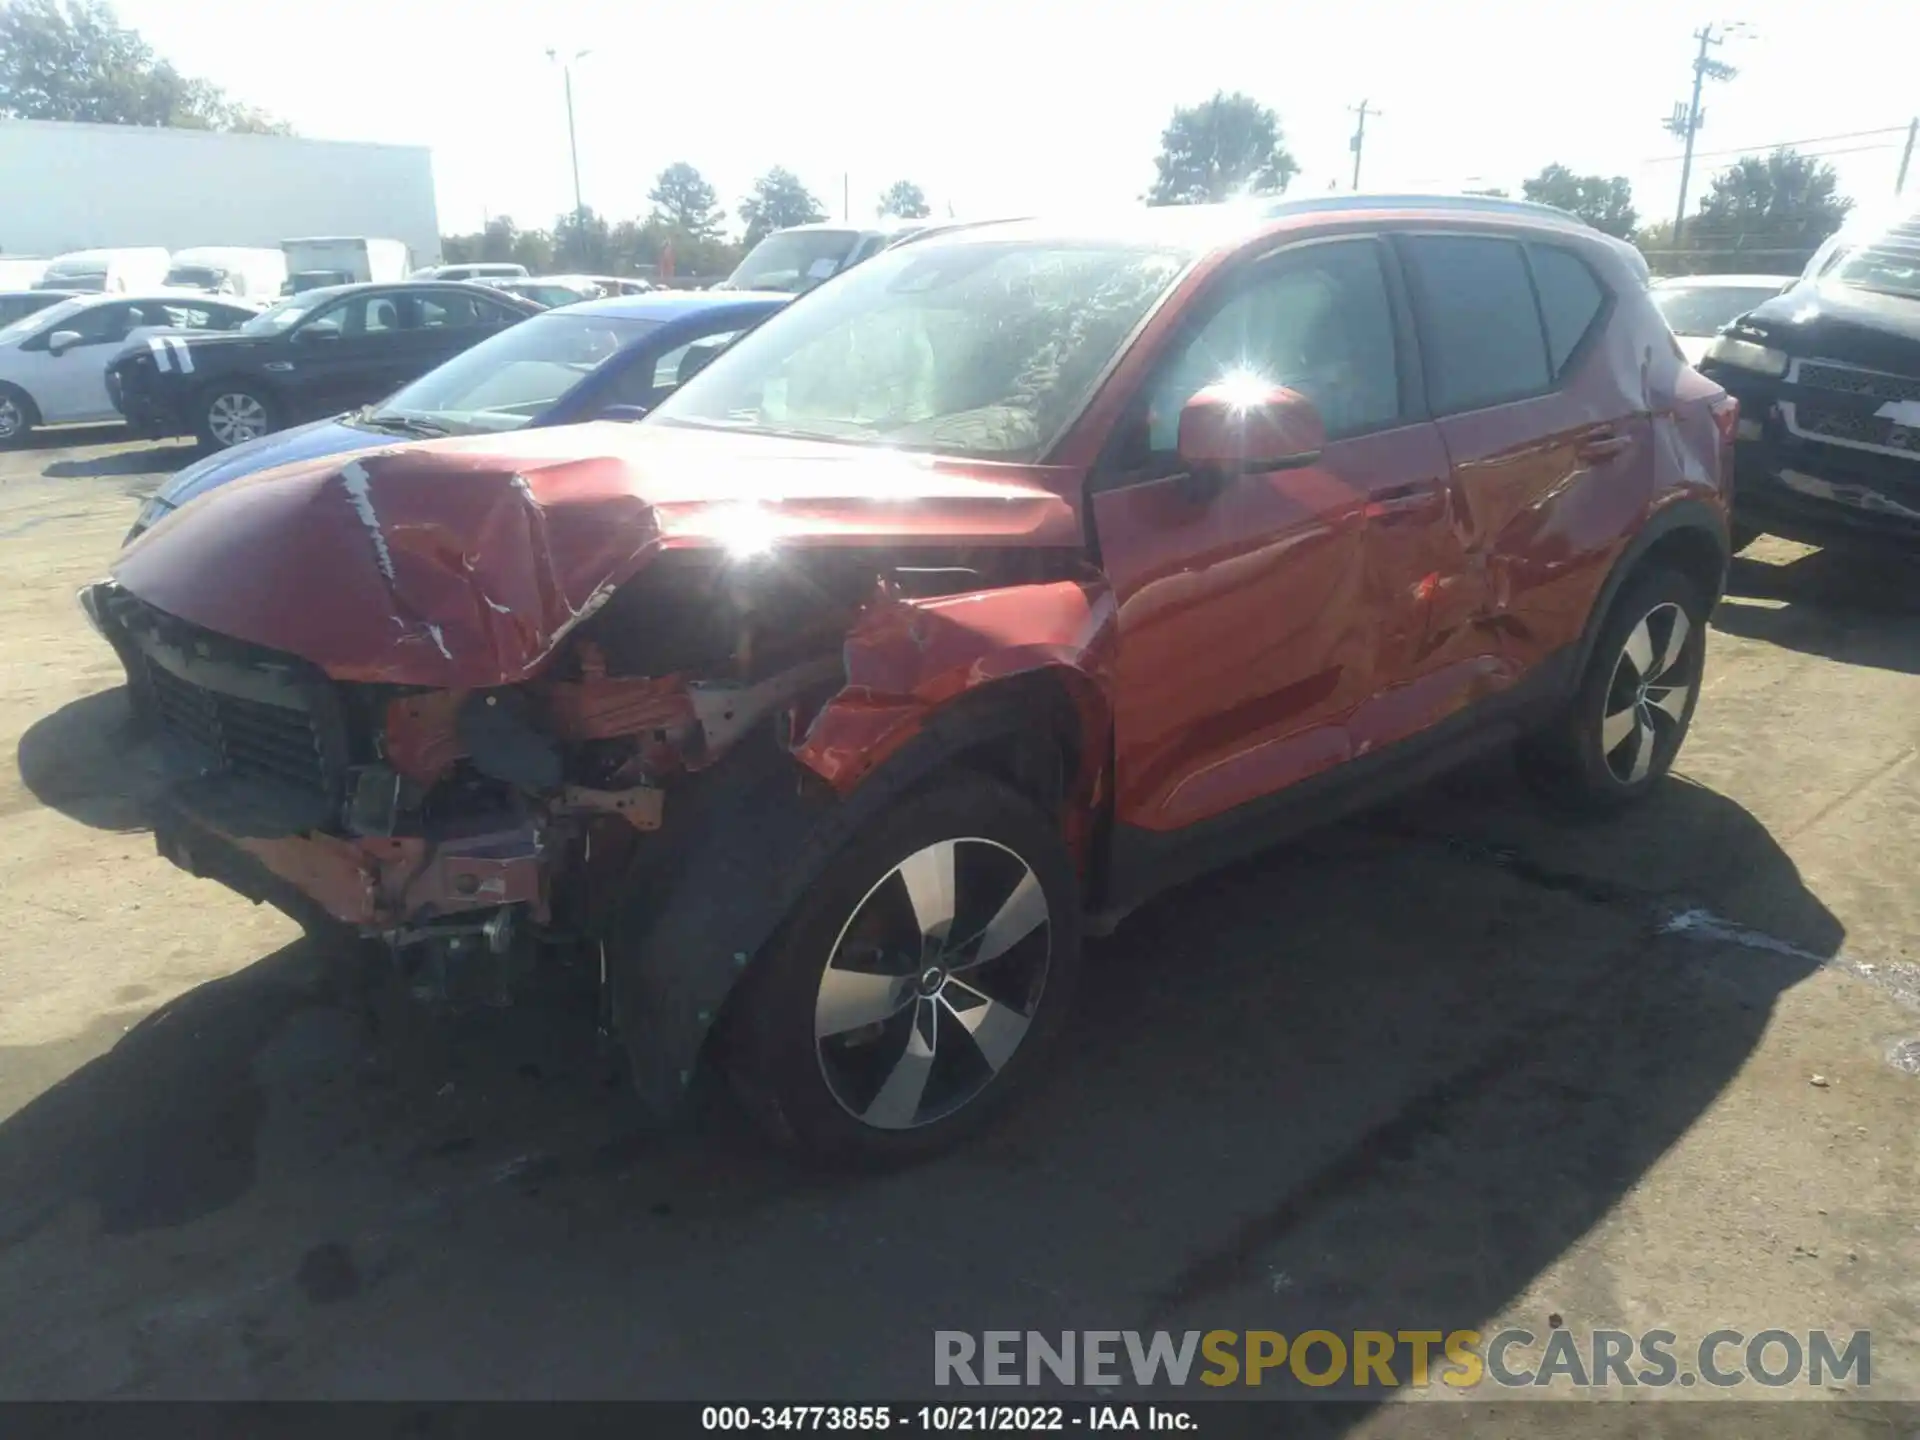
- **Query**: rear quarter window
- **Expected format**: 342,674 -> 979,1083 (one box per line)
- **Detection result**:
1527,244 -> 1608,377
1400,234 -> 1551,414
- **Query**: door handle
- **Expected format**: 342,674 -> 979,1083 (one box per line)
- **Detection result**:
264,361 -> 294,372
1365,481 -> 1446,522
1576,427 -> 1633,462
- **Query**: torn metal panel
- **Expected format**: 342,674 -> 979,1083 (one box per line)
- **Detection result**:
792,577 -> 1119,800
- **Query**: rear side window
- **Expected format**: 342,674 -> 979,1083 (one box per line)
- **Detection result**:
1528,244 -> 1607,377
1400,235 -> 1549,413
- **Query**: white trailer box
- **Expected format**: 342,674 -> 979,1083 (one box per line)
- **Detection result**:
164,246 -> 288,298
0,119 -> 440,268
37,247 -> 170,292
280,237 -> 411,291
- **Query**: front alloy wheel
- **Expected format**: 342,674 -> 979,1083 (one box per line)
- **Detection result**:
1600,602 -> 1694,785
725,774 -> 1082,1166
815,836 -> 1051,1130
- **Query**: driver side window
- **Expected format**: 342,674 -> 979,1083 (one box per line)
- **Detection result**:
39,302 -> 135,348
1142,240 -> 1403,453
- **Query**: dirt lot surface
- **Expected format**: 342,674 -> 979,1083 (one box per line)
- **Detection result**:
1,426 -> 1917,1423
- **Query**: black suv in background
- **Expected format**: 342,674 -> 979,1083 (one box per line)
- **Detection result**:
1700,206 -> 1920,548
108,281 -> 542,450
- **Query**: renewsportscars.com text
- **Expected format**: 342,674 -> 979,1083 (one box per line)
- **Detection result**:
934,1328 -> 1871,1391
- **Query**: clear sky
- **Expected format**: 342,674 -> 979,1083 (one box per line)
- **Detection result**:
113,0 -> 1919,239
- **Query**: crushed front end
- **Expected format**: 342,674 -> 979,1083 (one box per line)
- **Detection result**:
92,426 -> 1109,1109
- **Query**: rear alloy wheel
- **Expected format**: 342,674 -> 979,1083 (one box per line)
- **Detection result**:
198,386 -> 273,450
0,385 -> 36,447
1519,566 -> 1708,814
1598,601 -> 1696,786
725,775 -> 1081,1166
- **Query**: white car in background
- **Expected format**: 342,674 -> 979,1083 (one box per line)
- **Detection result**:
1650,273 -> 1798,365
0,291 -> 260,444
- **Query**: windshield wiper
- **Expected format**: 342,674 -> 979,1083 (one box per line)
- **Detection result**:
352,408 -> 451,438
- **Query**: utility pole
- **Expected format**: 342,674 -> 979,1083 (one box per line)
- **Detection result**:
1348,100 -> 1378,191
1898,117 -> 1918,196
546,48 -> 590,218
1665,23 -> 1744,245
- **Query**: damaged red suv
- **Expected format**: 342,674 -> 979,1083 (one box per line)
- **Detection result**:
89,196 -> 1738,1164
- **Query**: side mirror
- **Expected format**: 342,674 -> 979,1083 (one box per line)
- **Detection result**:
46,330 -> 82,357
597,403 -> 650,422
1176,382 -> 1326,480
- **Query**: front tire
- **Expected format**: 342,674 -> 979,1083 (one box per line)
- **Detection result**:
0,384 -> 38,448
196,384 -> 275,450
723,774 -> 1081,1167
1519,566 -> 1708,815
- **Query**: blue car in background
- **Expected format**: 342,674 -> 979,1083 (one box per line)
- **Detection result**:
126,290 -> 790,543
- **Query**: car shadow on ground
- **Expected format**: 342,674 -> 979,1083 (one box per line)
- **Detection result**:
1713,543 -> 1920,674
3,697 -> 1840,1404
41,442 -> 196,479
13,687 -> 167,832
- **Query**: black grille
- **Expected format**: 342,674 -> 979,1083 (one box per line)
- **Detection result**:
1796,404 -> 1920,455
142,656 -> 329,794
1795,361 -> 1920,405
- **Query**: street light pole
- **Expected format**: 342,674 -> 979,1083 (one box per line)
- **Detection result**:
546,48 -> 591,218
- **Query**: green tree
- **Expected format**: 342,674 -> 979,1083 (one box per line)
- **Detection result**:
1146,91 -> 1297,206
0,0 -> 286,131
647,162 -> 724,241
1695,148 -> 1852,256
554,207 -> 613,271
877,179 -> 931,220
510,228 -> 555,273
739,166 -> 827,247
1520,164 -> 1638,238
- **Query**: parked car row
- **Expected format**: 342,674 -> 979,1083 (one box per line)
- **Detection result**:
125,288 -> 789,538
97,193 -> 1745,1165
0,291 -> 263,443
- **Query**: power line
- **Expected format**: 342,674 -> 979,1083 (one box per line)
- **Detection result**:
1640,125 -> 1910,165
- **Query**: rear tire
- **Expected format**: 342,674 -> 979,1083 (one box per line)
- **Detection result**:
196,384 -> 276,451
722,773 -> 1081,1168
0,384 -> 38,448
1519,565 -> 1709,815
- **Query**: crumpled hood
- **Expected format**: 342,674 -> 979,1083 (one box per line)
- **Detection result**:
112,422 -> 1084,687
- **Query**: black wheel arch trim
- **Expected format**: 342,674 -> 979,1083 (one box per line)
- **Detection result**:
609,685 -> 1075,1122
1568,497 -> 1729,688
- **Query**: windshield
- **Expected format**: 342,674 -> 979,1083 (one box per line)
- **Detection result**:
360,311 -> 656,435
652,238 -> 1190,461
1653,284 -> 1785,337
165,266 -> 225,289
0,296 -> 87,342
725,231 -> 865,294
1830,213 -> 1920,300
242,297 -> 324,335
